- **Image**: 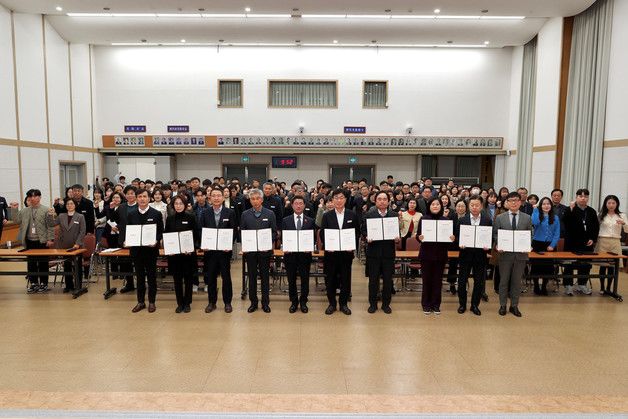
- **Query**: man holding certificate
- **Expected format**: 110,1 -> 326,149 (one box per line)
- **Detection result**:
493,192 -> 533,317
201,188 -> 237,313
455,195 -> 493,316
240,188 -> 278,313
125,189 -> 164,313
362,191 -> 400,314
164,195 -> 198,313
280,196 -> 315,314
321,189 -> 359,315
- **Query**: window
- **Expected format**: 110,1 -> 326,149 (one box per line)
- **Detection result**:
268,80 -> 337,108
363,81 -> 387,108
218,80 -> 243,107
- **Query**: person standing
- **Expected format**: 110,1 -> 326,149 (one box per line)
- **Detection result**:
262,182 -> 284,226
562,189 -> 599,296
456,195 -> 492,316
530,197 -> 560,295
125,189 -> 163,313
551,188 -> 569,238
362,191 -> 400,314
71,184 -> 95,235
0,193 -> 8,240
112,185 -> 138,293
321,189 -> 359,315
202,188 -> 237,313
240,188 -> 278,313
595,195 -> 628,295
399,198 -> 422,250
165,195 -> 198,313
281,196 -> 315,314
9,190 -> 55,293
493,192 -> 533,317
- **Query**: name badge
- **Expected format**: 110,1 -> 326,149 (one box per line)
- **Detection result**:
81,210 -> 86,213
347,220 -> 353,223
182,221 -> 188,224
270,206 -> 276,209
223,219 -> 230,222
73,221 -> 79,224
262,218 -> 268,221
148,218 -> 154,222
31,227 -> 36,234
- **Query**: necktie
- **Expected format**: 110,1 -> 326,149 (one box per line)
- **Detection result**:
296,215 -> 302,231
511,213 -> 517,230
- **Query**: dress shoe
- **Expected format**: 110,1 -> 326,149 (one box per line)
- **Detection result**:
509,306 -> 522,317
183,305 -> 191,313
340,305 -> 352,315
382,305 -> 392,314
300,304 -> 308,313
120,286 -> 135,294
457,306 -> 466,314
224,304 -> 233,313
62,288 -> 71,294
262,305 -> 271,313
499,305 -> 507,316
367,305 -> 377,314
325,305 -> 336,315
449,284 -> 457,295
131,303 -> 146,313
289,304 -> 298,313
247,304 -> 258,313
540,288 -> 549,296
482,293 -> 489,302
470,306 -> 482,316
205,304 -> 214,313
175,306 -> 183,313
148,303 -> 156,313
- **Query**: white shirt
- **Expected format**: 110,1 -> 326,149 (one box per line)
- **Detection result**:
138,206 -> 149,215
598,213 -> 628,238
378,209 -> 387,217
335,209 -> 345,228
470,214 -> 481,226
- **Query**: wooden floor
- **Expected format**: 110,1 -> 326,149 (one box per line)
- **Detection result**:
0,259 -> 627,415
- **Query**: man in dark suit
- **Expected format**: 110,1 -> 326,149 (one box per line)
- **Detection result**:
125,188 -> 163,313
262,181 -> 284,226
518,187 -> 534,216
281,196 -> 315,313
492,192 -> 533,317
113,185 -> 138,293
202,187 -> 237,313
551,188 -> 568,238
456,195 -> 493,316
283,186 -> 316,220
241,188 -> 278,313
417,186 -> 433,215
321,188 -> 359,315
71,184 -> 95,235
0,194 -> 8,240
361,191 -> 399,314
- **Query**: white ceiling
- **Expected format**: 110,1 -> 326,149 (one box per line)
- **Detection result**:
0,0 -> 596,46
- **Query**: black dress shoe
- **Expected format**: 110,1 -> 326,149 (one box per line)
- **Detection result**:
224,304 -> 233,313
457,306 -> 466,314
449,285 -> 457,295
509,306 -> 522,317
262,305 -> 271,313
300,304 -> 308,313
62,288 -> 71,294
120,286 -> 135,294
183,305 -> 191,313
340,305 -> 352,315
499,305 -> 507,316
325,305 -> 336,315
148,303 -> 156,313
382,305 -> 392,314
367,305 -> 377,314
289,304 -> 298,313
471,306 -> 482,316
247,304 -> 258,313
131,303 -> 146,313
205,304 -> 214,313
175,306 -> 183,313
482,293 -> 489,302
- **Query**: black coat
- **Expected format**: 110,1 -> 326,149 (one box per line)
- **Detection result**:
320,208 -> 359,253
361,207 -> 397,259
125,206 -> 164,250
563,205 -> 599,251
165,210 -> 199,248
455,213 -> 493,263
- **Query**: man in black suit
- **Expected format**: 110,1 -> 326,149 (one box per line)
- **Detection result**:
281,196 -> 314,313
113,185 -> 138,293
551,188 -> 568,238
262,181 -> 284,225
125,188 -> 163,313
202,187 -> 237,313
0,194 -> 8,240
240,188 -> 278,313
361,191 -> 399,314
455,195 -> 493,316
71,184 -> 96,234
518,187 -> 534,216
417,186 -> 433,215
283,185 -> 316,220
321,189 -> 359,315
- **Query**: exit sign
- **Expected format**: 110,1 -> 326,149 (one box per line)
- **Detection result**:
344,126 -> 366,134
348,156 -> 358,164
241,155 -> 250,163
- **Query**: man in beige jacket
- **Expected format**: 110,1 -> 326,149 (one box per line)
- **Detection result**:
9,189 -> 55,293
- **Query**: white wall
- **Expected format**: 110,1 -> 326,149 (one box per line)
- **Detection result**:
0,6 -> 16,140
20,147 -> 50,205
0,145 -> 20,204
93,46 -> 514,142
70,44 -> 93,148
45,19 -> 72,145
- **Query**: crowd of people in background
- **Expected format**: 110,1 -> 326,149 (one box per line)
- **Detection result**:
2,173 -> 627,317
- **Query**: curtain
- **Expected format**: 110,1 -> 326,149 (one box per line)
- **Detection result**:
515,37 -> 537,189
363,82 -> 387,107
561,0 -> 613,208
219,81 -> 242,107
269,81 -> 336,107
456,156 -> 480,178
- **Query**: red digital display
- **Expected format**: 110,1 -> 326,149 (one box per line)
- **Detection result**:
272,156 -> 298,168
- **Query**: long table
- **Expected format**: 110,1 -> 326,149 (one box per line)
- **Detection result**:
0,248 -> 88,298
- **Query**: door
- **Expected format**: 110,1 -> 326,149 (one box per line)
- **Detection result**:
59,163 -> 86,196
223,164 -> 268,184
116,157 -> 156,181
330,165 -> 374,187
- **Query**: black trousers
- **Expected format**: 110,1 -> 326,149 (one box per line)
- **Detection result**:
421,259 -> 446,311
446,258 -> 458,285
63,259 -> 83,290
132,247 -> 158,304
457,257 -> 487,308
245,251 -> 271,306
599,266 -> 615,291
325,252 -> 353,307
530,240 -> 553,289
563,261 -> 591,286
25,239 -> 48,286
367,256 -> 394,307
285,252 -> 312,305
169,253 -> 196,307
204,251 -> 233,305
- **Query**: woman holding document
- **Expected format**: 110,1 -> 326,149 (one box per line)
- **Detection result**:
416,197 -> 455,315
164,195 -> 198,313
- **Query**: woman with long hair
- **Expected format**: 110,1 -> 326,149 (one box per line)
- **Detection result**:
530,197 -> 560,295
596,195 -> 628,295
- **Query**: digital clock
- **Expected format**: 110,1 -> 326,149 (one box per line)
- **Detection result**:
271,156 -> 298,168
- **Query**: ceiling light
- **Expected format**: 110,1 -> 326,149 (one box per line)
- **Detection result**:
484,40 -> 490,45
55,6 -> 63,11
244,7 -> 251,12
180,39 -> 186,43
110,41 -> 489,48
434,9 -> 440,14
332,40 -> 338,44
156,13 -> 201,18
301,14 -> 524,20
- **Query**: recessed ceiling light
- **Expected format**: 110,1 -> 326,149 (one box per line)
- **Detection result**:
333,39 -> 338,43
244,7 -> 251,12
484,40 -> 490,45
55,6 -> 63,11
385,9 -> 391,12
180,39 -> 186,43
434,9 -> 441,14
103,7 -> 110,11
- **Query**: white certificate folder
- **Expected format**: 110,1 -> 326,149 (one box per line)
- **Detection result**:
324,228 -> 356,251
200,228 -> 234,251
366,217 -> 400,241
162,230 -> 195,255
458,225 -> 493,249
282,230 -> 315,252
497,229 -> 531,253
241,228 -> 273,252
124,224 -> 157,247
420,220 -> 453,243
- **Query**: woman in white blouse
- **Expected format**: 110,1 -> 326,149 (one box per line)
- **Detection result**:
595,195 -> 628,295
149,189 -> 168,227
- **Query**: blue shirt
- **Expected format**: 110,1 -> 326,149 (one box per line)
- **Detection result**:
531,207 -> 560,248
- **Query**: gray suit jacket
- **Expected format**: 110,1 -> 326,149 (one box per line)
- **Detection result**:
492,211 -> 533,261
9,206 -> 55,244
49,213 -> 86,249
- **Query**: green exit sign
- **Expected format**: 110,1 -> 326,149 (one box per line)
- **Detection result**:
241,155 -> 250,163
348,156 -> 358,164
